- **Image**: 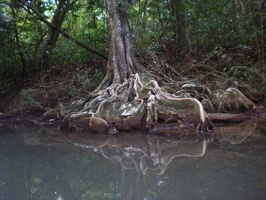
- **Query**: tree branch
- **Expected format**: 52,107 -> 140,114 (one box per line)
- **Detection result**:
20,0 -> 108,60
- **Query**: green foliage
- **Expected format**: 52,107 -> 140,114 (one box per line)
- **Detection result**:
0,1 -> 16,78
0,0 -> 264,81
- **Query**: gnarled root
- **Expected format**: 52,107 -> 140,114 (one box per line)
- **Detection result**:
146,80 -> 213,132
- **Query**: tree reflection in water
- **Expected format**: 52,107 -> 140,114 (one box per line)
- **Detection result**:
65,133 -> 207,200
0,119 -> 260,200
65,119 -> 258,199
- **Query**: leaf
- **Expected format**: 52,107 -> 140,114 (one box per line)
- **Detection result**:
33,177 -> 42,184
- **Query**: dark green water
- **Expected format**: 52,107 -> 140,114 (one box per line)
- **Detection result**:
1,118 -> 266,200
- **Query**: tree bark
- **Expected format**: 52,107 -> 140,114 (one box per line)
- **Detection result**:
98,0 -> 140,89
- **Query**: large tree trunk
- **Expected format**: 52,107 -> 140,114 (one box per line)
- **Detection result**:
48,1 -> 256,135
53,0 -> 214,134
98,0 -> 140,89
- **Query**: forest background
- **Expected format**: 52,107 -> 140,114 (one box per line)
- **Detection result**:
0,0 -> 265,114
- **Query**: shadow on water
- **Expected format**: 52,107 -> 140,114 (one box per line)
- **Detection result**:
0,118 -> 266,200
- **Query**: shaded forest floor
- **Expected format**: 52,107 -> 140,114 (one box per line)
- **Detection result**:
0,60 -> 107,114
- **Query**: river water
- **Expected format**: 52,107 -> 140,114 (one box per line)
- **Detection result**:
0,118 -> 266,200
